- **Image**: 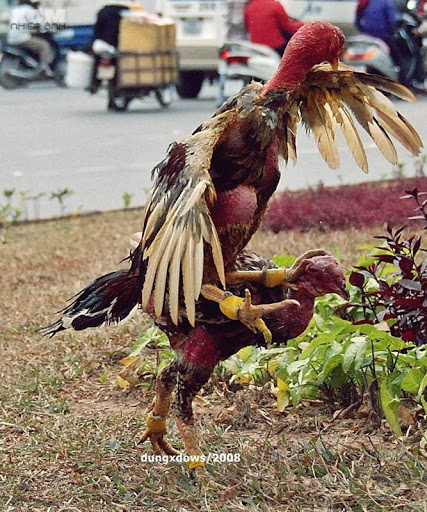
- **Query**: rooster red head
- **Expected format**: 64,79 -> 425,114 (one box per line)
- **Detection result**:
262,21 -> 345,94
296,255 -> 349,300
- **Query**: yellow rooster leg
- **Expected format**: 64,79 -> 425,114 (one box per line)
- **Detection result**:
139,361 -> 180,456
225,249 -> 331,288
174,418 -> 206,472
140,413 -> 179,456
226,267 -> 290,288
201,285 -> 299,343
235,289 -> 299,339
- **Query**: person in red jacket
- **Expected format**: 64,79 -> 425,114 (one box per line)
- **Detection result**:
244,0 -> 304,55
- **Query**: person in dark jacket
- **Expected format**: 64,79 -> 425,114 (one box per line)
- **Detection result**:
355,0 -> 397,40
88,1 -> 137,94
94,1 -> 132,49
355,0 -> 419,88
244,0 -> 304,56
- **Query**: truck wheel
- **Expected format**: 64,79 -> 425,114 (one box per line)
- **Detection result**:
176,71 -> 204,98
108,96 -> 132,111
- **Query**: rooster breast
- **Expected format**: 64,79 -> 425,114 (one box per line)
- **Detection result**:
206,123 -> 281,273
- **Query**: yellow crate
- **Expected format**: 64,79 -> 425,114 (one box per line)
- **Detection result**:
119,19 -> 176,52
118,52 -> 178,87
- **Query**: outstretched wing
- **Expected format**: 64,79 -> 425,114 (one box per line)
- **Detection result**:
137,110 -> 237,326
276,63 -> 422,172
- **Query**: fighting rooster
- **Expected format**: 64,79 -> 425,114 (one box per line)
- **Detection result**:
137,249 -> 348,471
43,248 -> 347,473
47,21 -> 421,339
134,20 -> 421,336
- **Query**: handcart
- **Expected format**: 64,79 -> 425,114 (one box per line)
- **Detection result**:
102,13 -> 178,112
105,49 -> 179,111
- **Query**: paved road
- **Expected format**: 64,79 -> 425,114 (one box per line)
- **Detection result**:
1,81 -> 426,220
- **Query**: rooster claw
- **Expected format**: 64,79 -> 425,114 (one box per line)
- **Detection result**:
139,414 -> 180,456
220,289 -> 300,343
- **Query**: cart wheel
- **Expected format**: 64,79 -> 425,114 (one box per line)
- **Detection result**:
108,82 -> 132,111
108,95 -> 132,111
154,86 -> 173,108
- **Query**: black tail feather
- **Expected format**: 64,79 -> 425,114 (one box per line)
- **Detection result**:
40,268 -> 143,338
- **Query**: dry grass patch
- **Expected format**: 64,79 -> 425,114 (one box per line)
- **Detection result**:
1,210 -> 426,511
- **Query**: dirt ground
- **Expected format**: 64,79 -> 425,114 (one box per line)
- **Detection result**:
1,210 -> 426,512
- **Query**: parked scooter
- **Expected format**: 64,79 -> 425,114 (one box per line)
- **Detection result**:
342,11 -> 424,85
0,32 -> 66,89
216,40 -> 280,106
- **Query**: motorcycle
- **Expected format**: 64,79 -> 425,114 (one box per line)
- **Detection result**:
216,40 -> 281,106
0,32 -> 66,90
342,11 -> 424,85
88,48 -> 177,112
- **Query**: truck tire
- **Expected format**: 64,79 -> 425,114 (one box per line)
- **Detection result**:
107,81 -> 132,111
176,70 -> 204,99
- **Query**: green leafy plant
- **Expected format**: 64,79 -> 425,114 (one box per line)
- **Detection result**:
1,189 -> 22,227
122,192 -> 133,209
50,188 -> 73,216
116,327 -> 174,388
28,192 -> 46,220
221,295 -> 427,436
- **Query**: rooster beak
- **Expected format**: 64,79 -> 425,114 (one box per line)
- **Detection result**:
338,286 -> 350,300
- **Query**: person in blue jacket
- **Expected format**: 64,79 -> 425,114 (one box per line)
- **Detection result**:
355,0 -> 412,87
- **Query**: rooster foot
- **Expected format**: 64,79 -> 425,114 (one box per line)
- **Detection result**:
220,289 -> 299,343
190,463 -> 225,491
139,413 -> 180,456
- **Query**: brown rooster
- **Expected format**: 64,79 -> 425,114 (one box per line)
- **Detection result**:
135,20 -> 421,338
43,248 -> 347,473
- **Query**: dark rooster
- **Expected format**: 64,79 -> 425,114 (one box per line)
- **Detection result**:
43,248 -> 347,473
43,20 -> 422,473
47,22 -> 421,339
141,250 -> 348,467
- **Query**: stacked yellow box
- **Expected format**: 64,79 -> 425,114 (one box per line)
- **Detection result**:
118,18 -> 178,86
119,53 -> 179,87
119,18 -> 176,52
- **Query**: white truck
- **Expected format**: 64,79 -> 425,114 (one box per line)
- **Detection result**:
156,0 -> 228,98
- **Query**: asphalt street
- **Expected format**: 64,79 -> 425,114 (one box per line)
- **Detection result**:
1,81 -> 426,220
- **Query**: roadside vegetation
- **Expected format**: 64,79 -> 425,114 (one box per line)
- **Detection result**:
1,178 -> 426,511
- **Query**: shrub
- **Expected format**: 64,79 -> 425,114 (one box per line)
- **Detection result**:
342,189 -> 427,345
263,177 -> 427,232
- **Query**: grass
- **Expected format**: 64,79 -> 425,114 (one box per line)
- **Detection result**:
1,209 -> 426,512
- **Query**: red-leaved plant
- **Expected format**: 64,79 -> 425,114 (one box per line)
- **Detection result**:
342,189 -> 427,345
263,178 -> 427,232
